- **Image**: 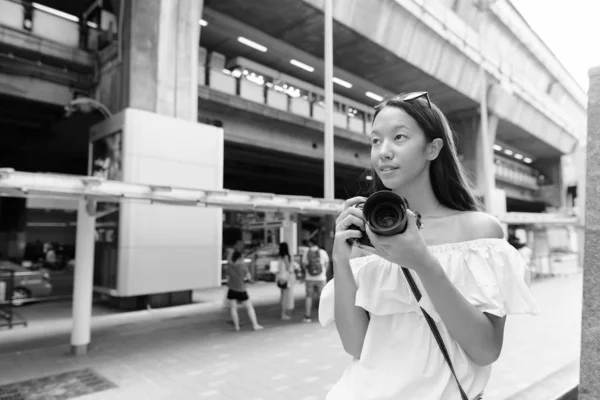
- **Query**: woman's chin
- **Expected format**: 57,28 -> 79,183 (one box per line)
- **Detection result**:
379,175 -> 403,190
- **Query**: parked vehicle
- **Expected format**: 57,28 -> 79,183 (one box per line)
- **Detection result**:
0,260 -> 53,306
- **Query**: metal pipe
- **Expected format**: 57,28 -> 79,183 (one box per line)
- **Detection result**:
323,0 -> 334,200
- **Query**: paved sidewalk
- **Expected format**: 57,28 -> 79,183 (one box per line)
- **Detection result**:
0,274 -> 582,400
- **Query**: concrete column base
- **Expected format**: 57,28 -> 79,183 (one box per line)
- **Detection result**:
71,344 -> 88,356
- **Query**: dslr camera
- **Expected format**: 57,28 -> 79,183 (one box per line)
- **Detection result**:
346,191 -> 423,247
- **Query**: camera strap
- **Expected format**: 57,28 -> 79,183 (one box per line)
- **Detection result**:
401,267 -> 469,400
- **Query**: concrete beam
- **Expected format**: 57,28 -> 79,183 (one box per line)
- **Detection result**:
197,95 -> 370,170
303,0 -> 581,154
0,72 -> 74,106
0,25 -> 94,68
198,85 -> 370,146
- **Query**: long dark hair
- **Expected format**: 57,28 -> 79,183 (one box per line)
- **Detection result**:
362,94 -> 483,212
278,242 -> 290,258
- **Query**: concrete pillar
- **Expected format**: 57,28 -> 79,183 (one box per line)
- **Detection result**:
455,113 -> 499,210
537,157 -> 566,209
96,0 -> 203,119
579,66 -> 600,398
279,213 -> 298,256
0,198 -> 27,261
70,199 -> 96,355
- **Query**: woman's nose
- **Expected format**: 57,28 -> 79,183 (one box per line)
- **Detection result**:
379,142 -> 393,160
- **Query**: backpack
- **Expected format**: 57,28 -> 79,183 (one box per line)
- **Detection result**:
306,248 -> 323,276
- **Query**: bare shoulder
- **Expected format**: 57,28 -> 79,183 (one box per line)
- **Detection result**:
458,211 -> 505,240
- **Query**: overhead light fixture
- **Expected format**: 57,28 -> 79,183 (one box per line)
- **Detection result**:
199,19 -> 208,27
503,149 -> 514,156
33,3 -> 78,22
514,153 -> 524,160
333,77 -> 352,89
290,59 -> 314,72
366,91 -> 383,102
523,157 -> 533,164
238,36 -> 267,52
493,144 -> 502,151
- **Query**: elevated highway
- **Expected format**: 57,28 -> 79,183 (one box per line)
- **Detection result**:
0,0 -> 587,205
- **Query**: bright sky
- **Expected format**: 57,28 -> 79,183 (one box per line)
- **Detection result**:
510,0 -> 600,92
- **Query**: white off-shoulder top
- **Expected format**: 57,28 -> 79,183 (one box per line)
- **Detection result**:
319,238 -> 540,400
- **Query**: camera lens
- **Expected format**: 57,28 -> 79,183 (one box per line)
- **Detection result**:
363,191 -> 409,236
371,204 -> 402,230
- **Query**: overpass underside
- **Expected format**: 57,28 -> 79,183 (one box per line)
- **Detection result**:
204,0 -> 577,159
0,0 -> 580,208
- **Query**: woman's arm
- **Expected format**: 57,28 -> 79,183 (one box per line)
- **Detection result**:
284,255 -> 292,273
333,249 -> 371,359
417,216 -> 506,366
418,260 -> 506,366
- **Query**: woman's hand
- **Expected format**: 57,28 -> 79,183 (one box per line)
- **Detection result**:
332,196 -> 368,264
363,209 -> 435,273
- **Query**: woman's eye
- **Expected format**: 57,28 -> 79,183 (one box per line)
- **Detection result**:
395,134 -> 406,141
371,138 -> 380,145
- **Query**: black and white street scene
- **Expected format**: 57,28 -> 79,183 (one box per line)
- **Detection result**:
0,0 -> 598,399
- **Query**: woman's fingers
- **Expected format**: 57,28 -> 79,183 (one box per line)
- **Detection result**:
342,196 -> 368,211
335,227 -> 363,241
336,199 -> 367,226
336,215 -> 365,232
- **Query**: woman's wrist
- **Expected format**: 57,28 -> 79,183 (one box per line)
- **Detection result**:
332,256 -> 351,271
414,253 -> 444,280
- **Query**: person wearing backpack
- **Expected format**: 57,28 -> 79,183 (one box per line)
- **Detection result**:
301,239 -> 329,322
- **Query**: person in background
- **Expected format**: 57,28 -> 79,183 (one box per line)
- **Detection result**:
301,239 -> 329,323
226,250 -> 263,332
223,240 -> 245,318
276,242 -> 295,320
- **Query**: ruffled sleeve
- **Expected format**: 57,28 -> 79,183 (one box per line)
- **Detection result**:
319,255 -> 421,327
427,238 -> 540,318
319,238 -> 540,327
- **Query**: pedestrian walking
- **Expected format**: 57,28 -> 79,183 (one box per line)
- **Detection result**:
302,239 -> 329,323
319,92 -> 540,399
226,251 -> 263,332
275,242 -> 295,320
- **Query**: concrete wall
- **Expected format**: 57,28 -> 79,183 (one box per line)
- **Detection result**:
90,108 -> 224,295
579,66 -> 600,398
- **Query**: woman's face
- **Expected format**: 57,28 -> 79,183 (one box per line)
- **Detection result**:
370,106 -> 431,190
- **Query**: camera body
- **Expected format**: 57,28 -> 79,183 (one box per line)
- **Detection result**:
346,191 -> 422,247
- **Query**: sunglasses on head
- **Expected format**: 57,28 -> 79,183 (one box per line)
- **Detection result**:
397,91 -> 432,108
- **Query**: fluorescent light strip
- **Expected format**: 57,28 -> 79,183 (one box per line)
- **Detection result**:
503,149 -> 514,156
365,91 -> 383,102
33,3 -> 79,22
238,36 -> 267,52
199,19 -> 208,27
290,59 -> 314,72
514,153 -> 524,160
333,77 -> 352,88
523,157 -> 532,164
493,144 -> 502,151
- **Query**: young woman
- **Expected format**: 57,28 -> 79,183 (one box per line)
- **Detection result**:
276,242 -> 295,320
319,92 -> 539,399
226,251 -> 264,332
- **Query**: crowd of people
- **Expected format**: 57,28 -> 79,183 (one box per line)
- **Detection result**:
223,238 -> 330,331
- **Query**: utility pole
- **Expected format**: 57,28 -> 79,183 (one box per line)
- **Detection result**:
474,0 -> 497,211
324,0 -> 334,200
323,0 -> 335,258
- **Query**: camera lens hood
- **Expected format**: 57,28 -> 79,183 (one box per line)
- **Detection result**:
363,191 -> 409,236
